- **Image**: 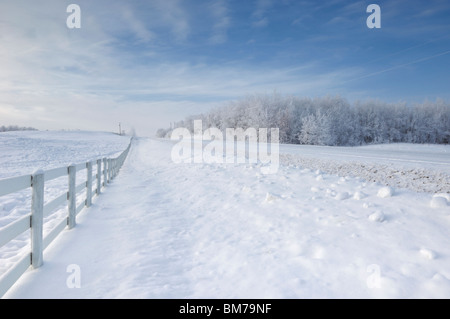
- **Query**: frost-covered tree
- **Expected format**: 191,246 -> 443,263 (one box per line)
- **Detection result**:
0,125 -> 38,132
157,93 -> 450,146
298,114 -> 320,145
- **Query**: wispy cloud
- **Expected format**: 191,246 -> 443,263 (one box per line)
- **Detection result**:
121,7 -> 155,44
1,0 -> 449,136
251,0 -> 273,27
151,0 -> 191,42
208,0 -> 231,44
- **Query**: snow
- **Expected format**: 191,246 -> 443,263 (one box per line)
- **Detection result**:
420,249 -> 437,260
280,143 -> 450,194
1,133 -> 450,299
430,196 -> 448,208
0,130 -> 131,179
0,131 -> 131,278
377,186 -> 394,198
368,210 -> 385,223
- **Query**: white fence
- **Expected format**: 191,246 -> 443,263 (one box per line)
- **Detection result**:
0,139 -> 132,297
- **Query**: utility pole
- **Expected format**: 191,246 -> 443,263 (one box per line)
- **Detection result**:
119,122 -> 121,136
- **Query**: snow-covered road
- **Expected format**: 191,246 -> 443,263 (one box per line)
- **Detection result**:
4,137 -> 450,298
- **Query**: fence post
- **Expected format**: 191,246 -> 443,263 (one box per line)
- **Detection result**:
103,158 -> 107,186
86,161 -> 92,207
68,165 -> 76,229
107,159 -> 111,183
109,159 -> 113,180
31,170 -> 44,268
96,159 -> 101,195
110,160 -> 114,180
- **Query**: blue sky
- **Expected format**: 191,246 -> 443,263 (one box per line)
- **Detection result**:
1,0 -> 449,136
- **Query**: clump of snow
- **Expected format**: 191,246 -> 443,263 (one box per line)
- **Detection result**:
353,191 -> 367,200
312,245 -> 326,260
430,196 -> 448,208
335,192 -> 350,200
369,210 -> 385,222
430,193 -> 449,209
420,248 -> 437,260
264,192 -> 279,203
363,202 -> 374,209
377,186 -> 394,198
434,193 -> 450,201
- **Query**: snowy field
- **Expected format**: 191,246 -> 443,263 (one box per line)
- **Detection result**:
0,131 -> 131,278
0,130 -> 132,179
1,132 -> 450,298
279,143 -> 450,194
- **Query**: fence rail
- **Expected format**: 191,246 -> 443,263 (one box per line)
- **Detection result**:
0,139 -> 132,297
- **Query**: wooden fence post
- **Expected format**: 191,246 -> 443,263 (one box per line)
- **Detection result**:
31,171 -> 44,268
86,161 -> 92,207
103,158 -> 107,186
0,141 -> 132,297
107,159 -> 111,183
68,165 -> 76,229
109,159 -> 113,180
96,159 -> 101,195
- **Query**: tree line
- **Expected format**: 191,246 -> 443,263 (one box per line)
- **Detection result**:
0,125 -> 38,132
157,94 -> 450,146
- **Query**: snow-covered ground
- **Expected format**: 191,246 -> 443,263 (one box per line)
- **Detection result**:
0,131 -> 131,278
279,143 -> 450,194
0,130 -> 131,179
1,133 -> 450,298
